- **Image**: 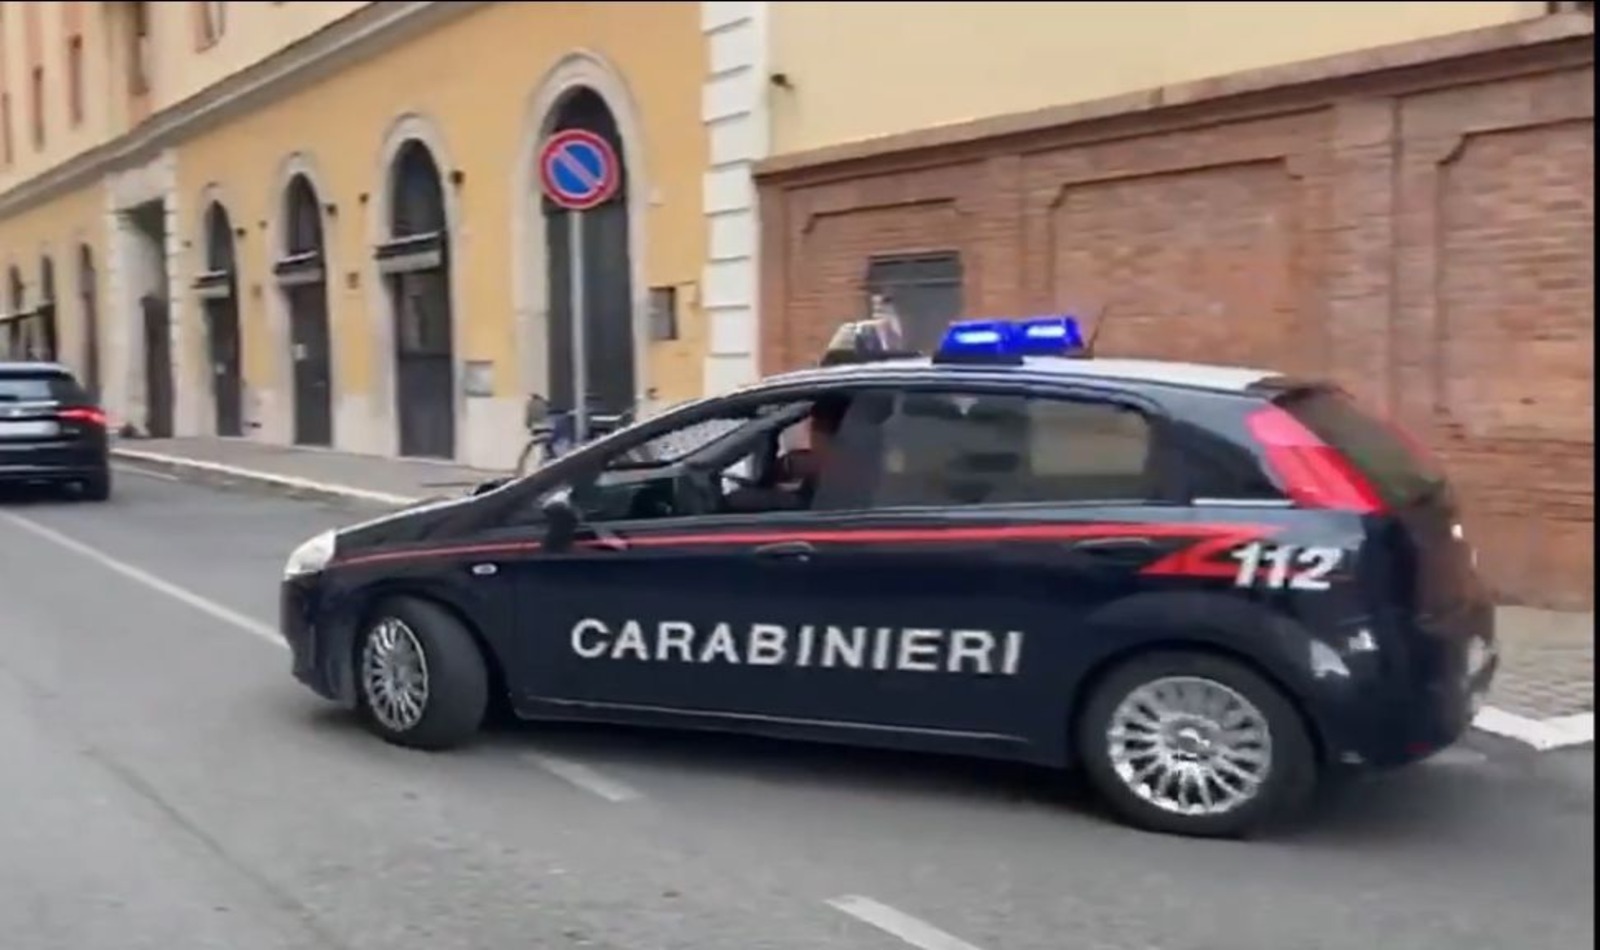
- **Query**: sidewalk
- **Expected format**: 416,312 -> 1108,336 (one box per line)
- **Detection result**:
112,436 -> 502,507
111,436 -> 1593,742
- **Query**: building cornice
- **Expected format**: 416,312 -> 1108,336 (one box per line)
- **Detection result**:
0,0 -> 491,218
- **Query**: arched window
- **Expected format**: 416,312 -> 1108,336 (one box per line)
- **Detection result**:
389,140 -> 447,240
37,255 -> 57,360
4,266 -> 25,359
276,171 -> 334,447
376,135 -> 455,459
193,199 -> 243,436
78,245 -> 101,397
284,173 -> 323,257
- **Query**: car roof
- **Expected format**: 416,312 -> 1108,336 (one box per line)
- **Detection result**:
0,361 -> 74,376
754,355 -> 1286,396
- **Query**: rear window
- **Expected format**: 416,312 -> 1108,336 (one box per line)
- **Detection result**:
0,372 -> 86,403
1277,388 -> 1445,507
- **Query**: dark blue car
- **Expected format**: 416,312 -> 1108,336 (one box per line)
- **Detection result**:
279,316 -> 1497,838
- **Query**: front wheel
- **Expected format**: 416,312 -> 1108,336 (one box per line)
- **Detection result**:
1076,651 -> 1317,838
356,597 -> 489,751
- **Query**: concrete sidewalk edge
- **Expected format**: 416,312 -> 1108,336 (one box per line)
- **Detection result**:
111,447 -> 422,508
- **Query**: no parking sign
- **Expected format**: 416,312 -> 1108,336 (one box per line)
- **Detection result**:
537,129 -> 622,440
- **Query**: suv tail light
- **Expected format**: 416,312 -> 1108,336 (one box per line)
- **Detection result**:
58,407 -> 107,427
1246,406 -> 1387,514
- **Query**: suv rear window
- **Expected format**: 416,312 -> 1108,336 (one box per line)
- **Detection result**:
0,371 -> 86,403
1276,388 -> 1445,508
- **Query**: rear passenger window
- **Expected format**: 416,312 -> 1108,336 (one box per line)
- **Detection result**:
870,391 -> 1154,507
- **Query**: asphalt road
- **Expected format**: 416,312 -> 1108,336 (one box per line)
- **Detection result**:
0,469 -> 1593,950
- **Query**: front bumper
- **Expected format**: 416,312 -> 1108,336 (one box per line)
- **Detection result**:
281,576 -> 355,706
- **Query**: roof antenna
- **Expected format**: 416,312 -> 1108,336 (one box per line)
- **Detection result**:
1082,301 -> 1113,358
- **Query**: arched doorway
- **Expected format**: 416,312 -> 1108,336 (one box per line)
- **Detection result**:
377,138 -> 455,459
3,267 -> 23,359
78,246 -> 101,399
193,201 -> 244,436
276,173 -> 334,446
543,87 -> 635,421
37,257 -> 58,361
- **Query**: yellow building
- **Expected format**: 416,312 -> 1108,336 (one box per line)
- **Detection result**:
0,1 -> 760,469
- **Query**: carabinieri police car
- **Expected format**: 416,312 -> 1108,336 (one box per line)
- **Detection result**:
280,314 -> 1498,838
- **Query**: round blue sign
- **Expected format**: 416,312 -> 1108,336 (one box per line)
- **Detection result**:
538,129 -> 621,212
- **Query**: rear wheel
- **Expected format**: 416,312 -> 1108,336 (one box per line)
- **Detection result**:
355,597 -> 488,751
1077,651 -> 1317,838
78,469 -> 112,502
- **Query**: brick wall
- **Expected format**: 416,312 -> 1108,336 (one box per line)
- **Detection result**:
756,20 -> 1595,609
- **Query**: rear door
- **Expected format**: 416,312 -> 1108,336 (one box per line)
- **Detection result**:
1271,387 -> 1477,620
783,381 -> 1180,748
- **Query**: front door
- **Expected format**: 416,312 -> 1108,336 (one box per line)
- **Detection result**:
205,298 -> 244,437
504,516 -> 826,718
141,296 -> 174,439
289,283 -> 334,447
392,270 -> 454,459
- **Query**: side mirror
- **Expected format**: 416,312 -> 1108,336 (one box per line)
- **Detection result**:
541,491 -> 582,551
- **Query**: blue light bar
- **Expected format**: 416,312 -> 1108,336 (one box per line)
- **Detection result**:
935,315 -> 1086,363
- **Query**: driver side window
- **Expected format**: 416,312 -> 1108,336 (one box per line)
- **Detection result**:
545,397 -> 823,526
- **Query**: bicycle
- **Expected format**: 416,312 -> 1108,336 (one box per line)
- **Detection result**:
514,393 -> 638,476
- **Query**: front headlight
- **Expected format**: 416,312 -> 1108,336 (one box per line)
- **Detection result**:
284,530 -> 337,579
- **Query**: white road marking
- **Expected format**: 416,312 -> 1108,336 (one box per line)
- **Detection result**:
113,463 -> 182,482
827,895 -> 986,950
0,511 -> 286,649
521,752 -> 642,804
1474,706 -> 1595,751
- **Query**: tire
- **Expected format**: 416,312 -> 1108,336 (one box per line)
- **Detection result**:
79,469 -> 112,502
1076,650 -> 1318,839
355,596 -> 489,751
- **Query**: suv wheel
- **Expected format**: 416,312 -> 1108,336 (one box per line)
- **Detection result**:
1077,651 -> 1317,838
79,469 -> 112,502
356,597 -> 488,751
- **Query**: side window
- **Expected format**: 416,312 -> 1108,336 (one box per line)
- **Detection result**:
866,391 -> 1156,508
518,397 -> 818,526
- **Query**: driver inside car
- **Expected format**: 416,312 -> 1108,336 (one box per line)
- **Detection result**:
723,393 -> 853,513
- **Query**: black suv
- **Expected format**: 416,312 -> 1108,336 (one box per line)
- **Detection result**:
278,317 -> 1496,838
0,362 -> 112,501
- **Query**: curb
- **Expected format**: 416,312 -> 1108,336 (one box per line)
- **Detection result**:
1472,707 -> 1595,751
111,448 -> 422,509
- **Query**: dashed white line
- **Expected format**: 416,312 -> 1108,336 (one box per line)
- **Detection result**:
0,511 -> 286,649
521,752 -> 643,803
827,895 -> 986,950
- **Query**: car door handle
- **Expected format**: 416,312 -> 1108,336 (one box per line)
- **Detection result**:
751,540 -> 815,562
1071,536 -> 1156,565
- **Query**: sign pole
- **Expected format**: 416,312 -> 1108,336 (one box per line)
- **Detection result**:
568,209 -> 588,445
537,127 -> 620,448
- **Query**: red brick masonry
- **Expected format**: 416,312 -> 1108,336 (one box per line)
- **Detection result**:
756,15 -> 1596,610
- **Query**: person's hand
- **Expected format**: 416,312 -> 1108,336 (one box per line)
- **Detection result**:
777,449 -> 819,481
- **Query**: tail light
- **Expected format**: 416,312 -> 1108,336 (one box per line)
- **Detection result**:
1246,406 -> 1386,514
58,407 -> 107,427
